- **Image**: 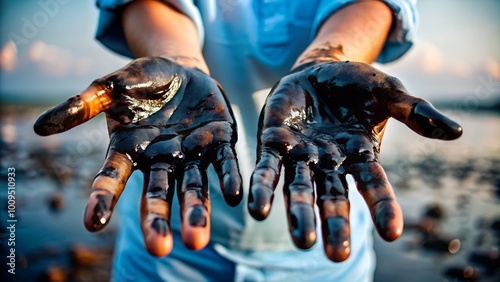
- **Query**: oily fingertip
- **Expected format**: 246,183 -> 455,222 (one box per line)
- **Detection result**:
180,206 -> 210,250
323,217 -> 351,262
181,228 -> 210,250
222,173 -> 243,207
34,96 -> 87,136
247,186 -> 273,221
143,218 -> 173,257
410,101 -> 463,140
372,199 -> 404,242
289,203 -> 317,249
324,245 -> 351,262
33,111 -> 55,136
83,190 -> 114,232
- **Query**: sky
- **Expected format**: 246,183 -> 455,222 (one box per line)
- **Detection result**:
0,0 -> 499,103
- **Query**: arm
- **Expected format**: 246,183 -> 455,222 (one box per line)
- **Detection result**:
293,0 -> 392,68
122,0 -> 209,74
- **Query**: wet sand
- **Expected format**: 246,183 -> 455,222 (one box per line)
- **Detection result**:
374,112 -> 500,282
1,104 -> 499,281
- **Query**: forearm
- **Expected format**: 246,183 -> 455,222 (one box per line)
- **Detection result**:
293,0 -> 392,69
122,0 -> 209,74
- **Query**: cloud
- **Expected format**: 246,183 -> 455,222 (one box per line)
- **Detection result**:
380,38 -> 489,80
377,39 -> 499,98
407,40 -> 473,78
420,41 -> 444,74
484,58 -> 500,79
28,40 -> 94,77
412,41 -> 499,81
0,41 -> 18,72
29,40 -> 73,76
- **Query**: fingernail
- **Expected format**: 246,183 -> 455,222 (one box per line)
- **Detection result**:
290,204 -> 316,249
34,96 -> 85,136
326,217 -> 350,246
85,190 -> 114,231
247,188 -> 272,220
412,102 -> 463,140
151,218 -> 169,236
188,206 -> 207,227
372,200 -> 403,242
223,174 -> 243,207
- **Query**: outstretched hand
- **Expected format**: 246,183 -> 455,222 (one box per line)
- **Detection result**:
34,57 -> 242,256
248,61 -> 462,262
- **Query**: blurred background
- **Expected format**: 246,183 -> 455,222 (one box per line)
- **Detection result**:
1,0 -> 499,281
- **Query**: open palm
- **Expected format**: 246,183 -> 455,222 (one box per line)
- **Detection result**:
34,57 -> 242,257
248,61 -> 462,262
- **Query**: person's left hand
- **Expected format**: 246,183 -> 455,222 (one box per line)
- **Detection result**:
248,61 -> 462,262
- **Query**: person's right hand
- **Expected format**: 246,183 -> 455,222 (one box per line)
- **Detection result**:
34,57 -> 243,257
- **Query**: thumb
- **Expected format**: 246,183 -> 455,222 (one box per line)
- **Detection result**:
34,83 -> 112,136
409,100 -> 462,140
389,95 -> 463,140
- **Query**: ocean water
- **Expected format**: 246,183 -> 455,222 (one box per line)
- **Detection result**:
0,104 -> 499,281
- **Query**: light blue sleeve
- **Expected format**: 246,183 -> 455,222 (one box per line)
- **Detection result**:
311,0 -> 419,63
95,0 -> 204,58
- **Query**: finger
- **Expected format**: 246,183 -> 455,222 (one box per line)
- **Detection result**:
349,161 -> 403,241
84,150 -> 133,231
409,100 -> 462,139
34,83 -> 113,136
314,134 -> 350,261
316,171 -> 351,262
178,162 -> 210,250
248,126 -> 297,220
388,95 -> 462,140
248,149 -> 282,220
284,161 -> 316,249
213,143 -> 243,206
141,163 -> 175,257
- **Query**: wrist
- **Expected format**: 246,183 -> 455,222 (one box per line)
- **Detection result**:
291,42 -> 348,73
148,45 -> 209,75
159,53 -> 210,75
123,0 -> 210,75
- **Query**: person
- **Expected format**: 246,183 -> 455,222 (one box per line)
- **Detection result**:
34,0 -> 463,281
